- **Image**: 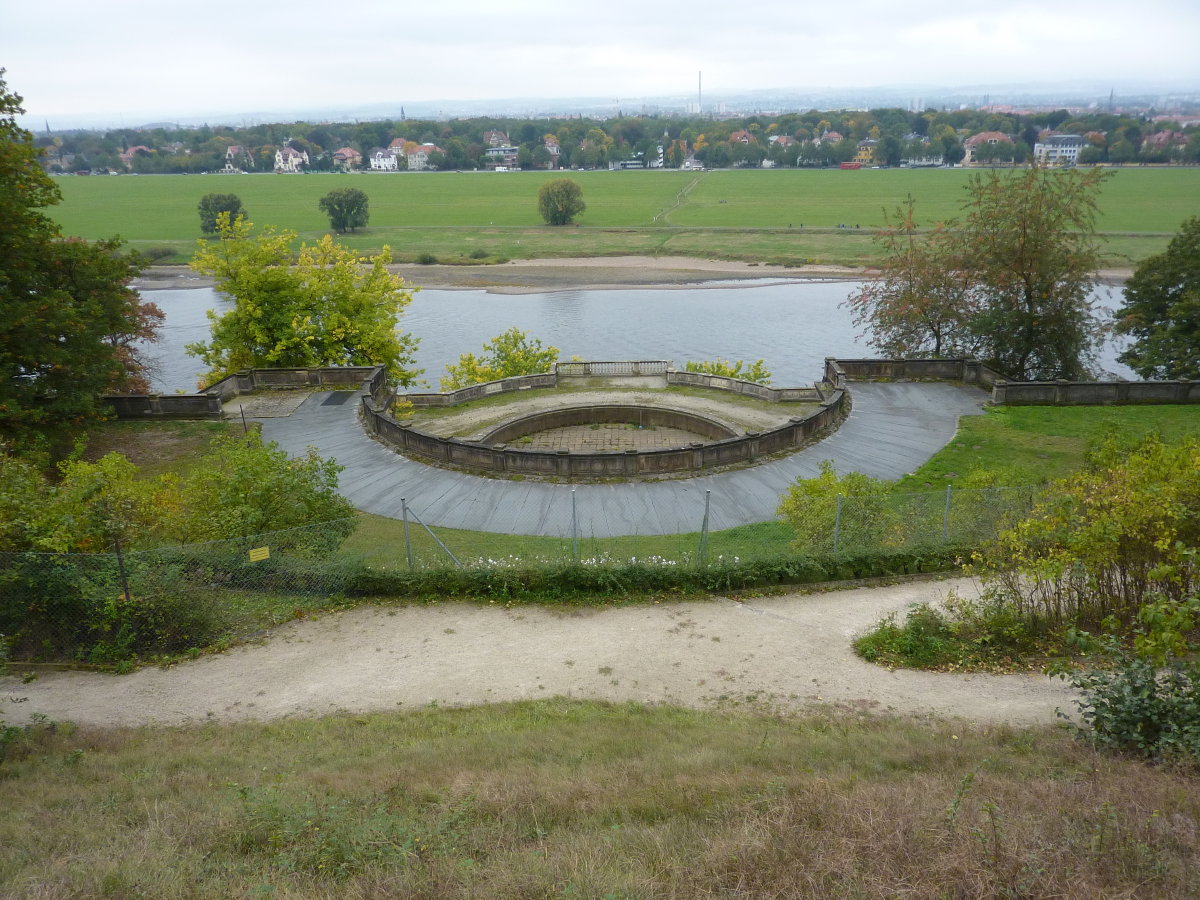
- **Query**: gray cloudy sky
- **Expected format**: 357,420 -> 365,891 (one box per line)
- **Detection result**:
5,0 -> 1199,125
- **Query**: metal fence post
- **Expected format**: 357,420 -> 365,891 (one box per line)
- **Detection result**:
406,504 -> 463,569
833,493 -> 843,553
571,488 -> 580,563
401,498 -> 414,570
943,485 -> 953,542
698,489 -> 711,566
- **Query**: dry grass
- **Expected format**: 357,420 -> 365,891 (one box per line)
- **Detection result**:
2,700 -> 1197,898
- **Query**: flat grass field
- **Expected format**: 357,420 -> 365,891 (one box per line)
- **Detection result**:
47,166 -> 1200,266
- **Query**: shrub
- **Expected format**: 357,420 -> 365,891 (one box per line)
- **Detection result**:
416,252 -> 438,264
440,328 -> 559,390
778,460 -> 903,553
982,434 -> 1199,630
684,358 -> 772,384
1063,646 -> 1200,763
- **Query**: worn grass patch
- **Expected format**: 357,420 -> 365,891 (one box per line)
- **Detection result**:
73,419 -> 245,477
2,699 -> 1198,898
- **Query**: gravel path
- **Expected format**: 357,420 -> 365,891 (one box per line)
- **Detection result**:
1,578 -> 1078,729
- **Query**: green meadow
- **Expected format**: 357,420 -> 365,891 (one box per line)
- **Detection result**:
45,167 -> 1198,266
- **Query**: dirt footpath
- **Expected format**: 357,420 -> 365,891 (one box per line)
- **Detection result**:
2,578 -> 1078,729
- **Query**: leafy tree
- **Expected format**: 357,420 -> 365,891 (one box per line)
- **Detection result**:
536,178 -> 586,226
960,167 -> 1110,380
1113,216 -> 1200,379
318,186 -> 370,233
188,215 -> 419,387
843,198 -> 980,358
0,70 -> 158,444
197,193 -> 246,234
684,358 -> 772,384
441,328 -> 559,390
848,170 -> 1109,380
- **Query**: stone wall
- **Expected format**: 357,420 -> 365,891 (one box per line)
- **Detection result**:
480,405 -> 739,445
406,362 -> 825,409
102,366 -> 388,419
827,356 -> 1200,406
993,379 -> 1200,405
362,373 -> 848,479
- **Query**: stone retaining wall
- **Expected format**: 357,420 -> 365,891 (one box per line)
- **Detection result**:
102,366 -> 388,419
362,371 -> 847,479
406,362 -> 826,410
480,405 -> 739,445
827,357 -> 1200,406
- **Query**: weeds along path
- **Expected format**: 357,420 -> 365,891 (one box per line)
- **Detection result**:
3,578 -> 1077,729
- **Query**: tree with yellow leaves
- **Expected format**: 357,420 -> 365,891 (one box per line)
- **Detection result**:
187,215 -> 419,387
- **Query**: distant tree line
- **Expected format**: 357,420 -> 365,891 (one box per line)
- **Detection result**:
34,106 -> 1200,175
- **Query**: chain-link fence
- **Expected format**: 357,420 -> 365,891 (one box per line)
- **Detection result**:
1,486 -> 1036,665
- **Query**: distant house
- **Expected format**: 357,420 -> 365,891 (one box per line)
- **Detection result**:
332,147 -> 362,171
484,144 -> 519,169
729,129 -> 753,144
1033,134 -> 1085,166
814,130 -> 843,146
544,136 -> 561,168
852,139 -> 877,165
406,142 -> 442,171
1144,130 -> 1186,150
483,130 -> 509,147
274,145 -> 309,173
769,135 -> 797,148
118,145 -> 153,168
223,145 -> 252,173
962,131 -> 1014,165
369,148 -> 400,171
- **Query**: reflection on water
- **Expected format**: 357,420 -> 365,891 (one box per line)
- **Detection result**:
140,281 -> 1134,394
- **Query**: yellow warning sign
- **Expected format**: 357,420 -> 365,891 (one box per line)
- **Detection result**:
248,546 -> 270,562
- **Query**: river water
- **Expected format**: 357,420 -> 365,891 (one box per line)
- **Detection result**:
140,280 -> 1133,393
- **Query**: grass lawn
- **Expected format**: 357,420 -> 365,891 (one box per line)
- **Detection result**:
2,699 -> 1197,899
896,404 -> 1200,490
46,167 -> 1196,267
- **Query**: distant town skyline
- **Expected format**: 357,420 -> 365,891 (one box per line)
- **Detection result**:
5,0 -> 1199,129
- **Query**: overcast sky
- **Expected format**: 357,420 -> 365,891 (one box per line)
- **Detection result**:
5,0 -> 1199,127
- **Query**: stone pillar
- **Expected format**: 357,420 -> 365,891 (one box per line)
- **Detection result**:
624,449 -> 639,476
992,381 -> 1008,405
556,449 -> 571,477
690,442 -> 705,470
745,432 -> 761,461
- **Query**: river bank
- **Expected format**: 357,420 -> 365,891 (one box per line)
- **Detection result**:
132,255 -> 1132,294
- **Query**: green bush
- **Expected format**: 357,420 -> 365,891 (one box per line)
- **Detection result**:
416,252 -> 438,264
855,605 -> 956,668
854,590 -> 1053,670
346,545 -> 968,601
1064,649 -> 1200,763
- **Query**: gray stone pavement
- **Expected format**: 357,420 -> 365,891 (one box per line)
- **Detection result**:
257,382 -> 988,537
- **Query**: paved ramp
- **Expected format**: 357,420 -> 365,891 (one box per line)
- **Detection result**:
258,382 -> 987,537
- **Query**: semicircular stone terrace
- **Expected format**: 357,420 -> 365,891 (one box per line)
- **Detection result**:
479,404 -> 739,450
363,362 -> 846,479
